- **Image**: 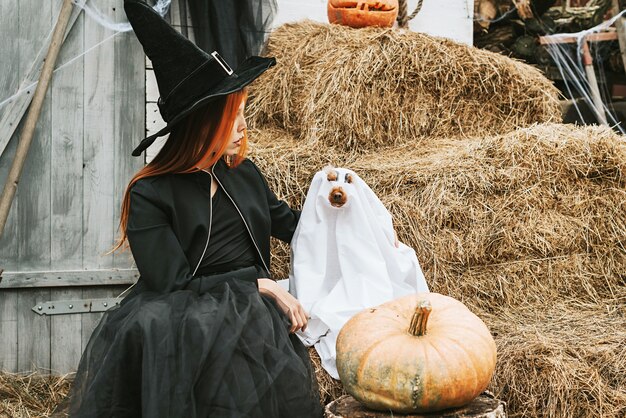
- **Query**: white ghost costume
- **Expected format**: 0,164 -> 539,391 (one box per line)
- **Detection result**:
289,167 -> 429,379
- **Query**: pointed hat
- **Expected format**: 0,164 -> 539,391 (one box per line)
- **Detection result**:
124,0 -> 275,156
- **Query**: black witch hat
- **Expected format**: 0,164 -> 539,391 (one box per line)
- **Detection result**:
124,0 -> 275,156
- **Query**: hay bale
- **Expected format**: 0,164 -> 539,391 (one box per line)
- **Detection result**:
484,300 -> 626,418
248,21 -> 561,152
351,124 -> 626,311
251,124 -> 626,313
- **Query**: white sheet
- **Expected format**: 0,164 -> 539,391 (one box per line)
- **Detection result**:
289,167 -> 429,379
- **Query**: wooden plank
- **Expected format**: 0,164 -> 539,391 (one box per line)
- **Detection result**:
83,0 -> 116,271
0,0 -> 20,162
540,30 -> 618,44
17,0 -> 53,272
0,0 -> 25,270
50,288 -> 83,374
0,0 -> 18,271
146,102 -> 166,132
0,0 -> 19,92
145,55 -> 165,163
188,24 -> 196,45
49,0 -> 84,374
112,0 -> 145,269
163,0 -> 172,24
0,1 -> 86,159
179,0 -> 189,39
170,0 -> 194,41
145,101 -> 168,163
0,135 -> 19,270
17,288 -> 51,372
51,0 -> 84,271
170,0 -> 181,27
615,17 -> 626,75
0,268 -> 139,289
0,289 -> 18,371
146,68 -> 159,103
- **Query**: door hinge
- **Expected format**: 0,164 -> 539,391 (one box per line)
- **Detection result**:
32,298 -> 122,315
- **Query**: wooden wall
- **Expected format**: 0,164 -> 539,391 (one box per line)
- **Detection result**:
0,0 -> 144,374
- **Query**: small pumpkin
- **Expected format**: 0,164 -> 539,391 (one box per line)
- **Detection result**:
327,0 -> 399,28
336,293 -> 497,413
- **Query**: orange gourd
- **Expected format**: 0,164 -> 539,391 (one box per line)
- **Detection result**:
336,293 -> 497,413
327,0 -> 399,28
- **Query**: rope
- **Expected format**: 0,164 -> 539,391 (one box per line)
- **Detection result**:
397,0 -> 424,28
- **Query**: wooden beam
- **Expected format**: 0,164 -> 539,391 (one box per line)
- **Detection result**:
582,39 -> 609,126
539,30 -> 618,45
0,269 -> 139,289
614,15 -> 626,74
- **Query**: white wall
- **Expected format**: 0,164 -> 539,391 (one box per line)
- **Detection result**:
274,0 -> 474,45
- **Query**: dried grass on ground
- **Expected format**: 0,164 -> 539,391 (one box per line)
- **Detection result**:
0,372 -> 71,418
248,21 -> 561,152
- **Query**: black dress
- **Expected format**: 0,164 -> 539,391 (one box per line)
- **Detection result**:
69,180 -> 322,417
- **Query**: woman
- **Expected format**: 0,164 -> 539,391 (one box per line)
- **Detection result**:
69,1 -> 322,416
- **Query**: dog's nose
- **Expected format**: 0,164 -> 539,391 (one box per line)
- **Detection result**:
328,187 -> 347,207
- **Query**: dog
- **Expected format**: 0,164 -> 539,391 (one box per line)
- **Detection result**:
289,166 -> 429,379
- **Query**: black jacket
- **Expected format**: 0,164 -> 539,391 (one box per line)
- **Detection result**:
126,158 -> 300,294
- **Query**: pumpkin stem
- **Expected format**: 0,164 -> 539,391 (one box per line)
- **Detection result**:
408,300 -> 432,336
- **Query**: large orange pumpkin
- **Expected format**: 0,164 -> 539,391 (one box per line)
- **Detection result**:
336,293 -> 497,413
327,0 -> 399,28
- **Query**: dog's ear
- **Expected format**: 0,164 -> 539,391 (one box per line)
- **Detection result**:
324,166 -> 338,182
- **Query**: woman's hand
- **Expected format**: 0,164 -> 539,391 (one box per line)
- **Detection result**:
258,278 -> 308,333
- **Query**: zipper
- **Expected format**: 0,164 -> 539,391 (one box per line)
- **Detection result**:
210,165 -> 272,276
192,171 -> 213,276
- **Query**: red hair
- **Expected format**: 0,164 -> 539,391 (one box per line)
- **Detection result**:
113,90 -> 248,251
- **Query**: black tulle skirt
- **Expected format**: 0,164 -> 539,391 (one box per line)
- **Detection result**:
68,271 -> 322,418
